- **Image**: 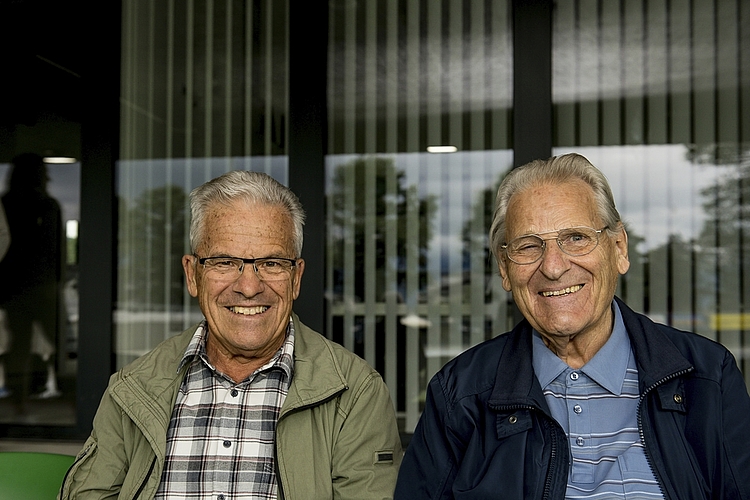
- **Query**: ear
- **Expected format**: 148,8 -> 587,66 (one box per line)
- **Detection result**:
498,256 -> 512,292
612,224 -> 630,275
182,254 -> 199,297
291,258 -> 305,300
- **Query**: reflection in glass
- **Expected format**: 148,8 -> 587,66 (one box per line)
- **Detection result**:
0,156 -> 79,425
117,0 -> 289,368
552,0 -> 750,385
326,151 -> 513,432
327,0 -> 513,432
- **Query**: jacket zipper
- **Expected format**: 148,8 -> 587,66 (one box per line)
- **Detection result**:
132,456 -> 157,499
273,386 -> 348,499
58,442 -> 95,499
637,368 -> 693,500
542,421 -> 558,500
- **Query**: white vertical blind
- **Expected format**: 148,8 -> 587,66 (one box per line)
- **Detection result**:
327,0 -> 513,432
553,0 -> 750,385
118,0 -> 289,368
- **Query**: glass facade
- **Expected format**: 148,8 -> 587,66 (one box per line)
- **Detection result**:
552,0 -> 750,385
0,0 -> 82,427
5,0 -> 744,436
326,0 -> 513,432
116,0 -> 289,368
0,160 -> 80,426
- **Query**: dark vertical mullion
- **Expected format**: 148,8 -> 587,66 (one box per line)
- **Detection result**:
512,0 -> 552,168
511,0 -> 552,325
76,1 -> 121,436
288,1 -> 328,334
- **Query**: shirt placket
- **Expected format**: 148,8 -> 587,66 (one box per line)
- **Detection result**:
566,368 -> 594,484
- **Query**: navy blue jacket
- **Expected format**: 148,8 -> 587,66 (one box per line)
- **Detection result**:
395,298 -> 750,499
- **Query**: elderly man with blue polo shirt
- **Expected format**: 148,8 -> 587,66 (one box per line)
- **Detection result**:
395,153 -> 750,499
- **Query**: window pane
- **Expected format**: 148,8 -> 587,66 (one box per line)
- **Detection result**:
117,0 -> 289,368
553,0 -> 750,385
326,0 -> 513,433
0,159 -> 79,426
0,0 -> 82,426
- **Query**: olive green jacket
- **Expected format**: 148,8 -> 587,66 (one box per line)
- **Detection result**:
59,314 -> 402,499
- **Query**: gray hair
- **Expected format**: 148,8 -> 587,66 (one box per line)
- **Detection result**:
489,153 -> 622,262
189,171 -> 306,257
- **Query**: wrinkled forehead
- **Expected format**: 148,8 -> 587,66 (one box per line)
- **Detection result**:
198,201 -> 295,249
505,179 -> 601,238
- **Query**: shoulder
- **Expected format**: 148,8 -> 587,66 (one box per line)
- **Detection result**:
294,317 -> 380,385
652,322 -> 737,378
432,333 -> 513,404
111,325 -> 195,390
618,299 -> 737,382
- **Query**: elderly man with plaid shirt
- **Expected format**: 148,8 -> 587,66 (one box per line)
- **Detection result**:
61,171 -> 402,499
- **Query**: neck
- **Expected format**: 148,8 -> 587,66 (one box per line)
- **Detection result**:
205,335 -> 281,383
542,330 -> 611,369
540,308 -> 615,369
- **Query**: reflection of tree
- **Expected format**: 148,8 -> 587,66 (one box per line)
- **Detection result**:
631,158 -> 750,334
329,157 -> 437,302
619,226 -> 645,306
120,185 -> 188,309
698,165 -> 750,249
685,144 -> 749,167
460,176 -> 503,302
695,163 -> 749,320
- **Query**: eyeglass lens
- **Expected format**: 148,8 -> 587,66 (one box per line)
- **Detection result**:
506,227 -> 601,264
202,258 -> 294,281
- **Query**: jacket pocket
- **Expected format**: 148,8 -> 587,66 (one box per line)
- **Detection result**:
451,411 -> 537,498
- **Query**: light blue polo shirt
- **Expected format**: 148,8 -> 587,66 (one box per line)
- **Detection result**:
532,302 -> 663,499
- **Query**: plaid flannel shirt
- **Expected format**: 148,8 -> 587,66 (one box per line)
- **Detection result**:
155,319 -> 295,500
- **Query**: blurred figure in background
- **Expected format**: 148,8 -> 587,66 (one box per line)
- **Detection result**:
0,153 -> 63,412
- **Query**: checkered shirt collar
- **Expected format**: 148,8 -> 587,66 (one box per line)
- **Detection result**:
178,318 -> 295,383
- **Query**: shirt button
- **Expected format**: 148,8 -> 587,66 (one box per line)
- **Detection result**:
570,372 -> 579,381
218,495 -> 225,500
576,437 -> 584,446
573,404 -> 583,414
231,389 -> 238,397
223,440 -> 231,448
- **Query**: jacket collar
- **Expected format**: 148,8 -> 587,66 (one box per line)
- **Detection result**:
487,320 -> 549,412
487,297 -> 693,407
108,313 -> 350,447
280,313 -> 348,415
613,297 -> 693,390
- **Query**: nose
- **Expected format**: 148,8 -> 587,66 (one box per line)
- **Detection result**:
232,262 -> 265,295
538,238 -> 571,279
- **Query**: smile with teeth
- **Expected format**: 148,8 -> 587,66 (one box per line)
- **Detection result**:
228,305 -> 269,315
540,285 -> 583,297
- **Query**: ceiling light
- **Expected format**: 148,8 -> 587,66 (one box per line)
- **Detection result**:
44,157 -> 77,164
426,145 -> 458,154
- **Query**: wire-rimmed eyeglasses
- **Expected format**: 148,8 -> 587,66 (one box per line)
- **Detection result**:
196,255 -> 297,282
500,226 -> 608,265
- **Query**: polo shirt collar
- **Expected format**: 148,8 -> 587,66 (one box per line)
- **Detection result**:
532,301 -> 631,395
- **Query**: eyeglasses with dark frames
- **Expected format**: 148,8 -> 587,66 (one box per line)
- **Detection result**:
195,255 -> 298,282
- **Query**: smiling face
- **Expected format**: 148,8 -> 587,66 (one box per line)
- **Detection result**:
498,179 -> 629,353
182,200 -> 304,376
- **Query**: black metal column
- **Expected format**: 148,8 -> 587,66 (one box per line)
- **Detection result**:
288,1 -> 328,333
513,0 -> 553,167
